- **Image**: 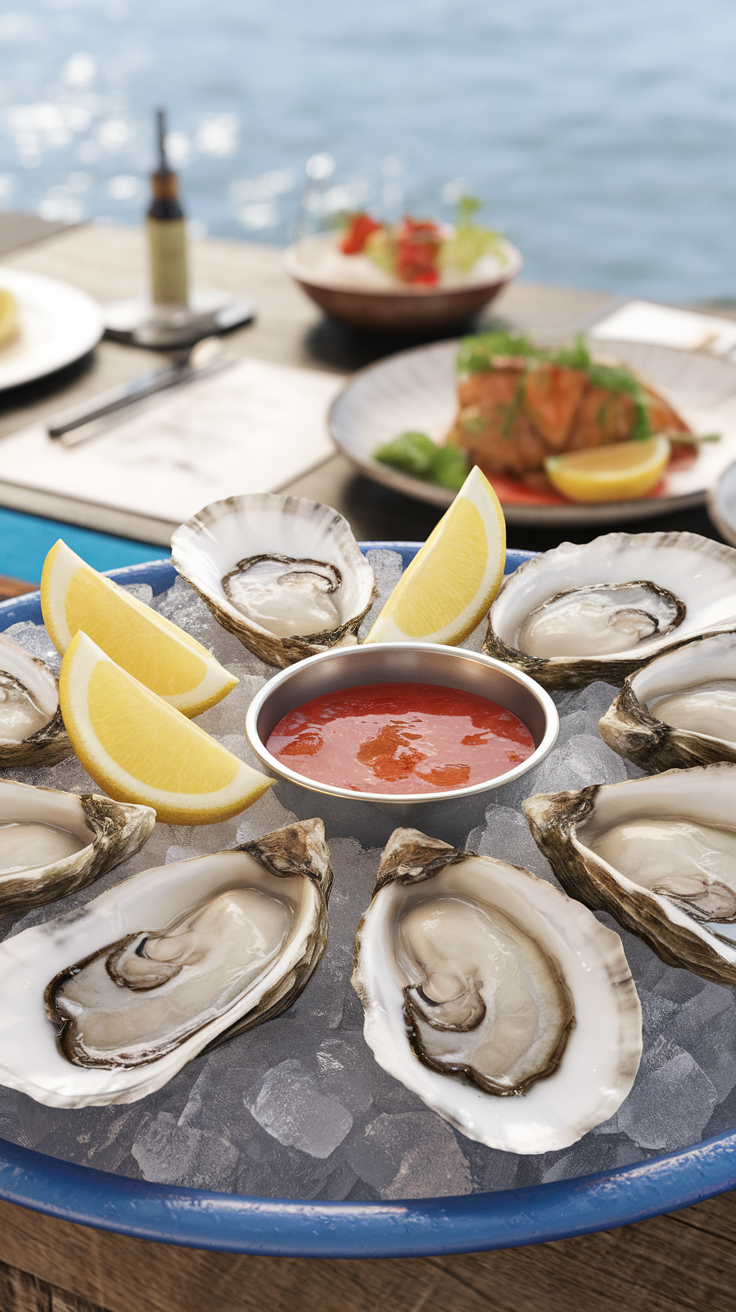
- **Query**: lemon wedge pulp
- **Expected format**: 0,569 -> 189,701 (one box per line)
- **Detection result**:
60,632 -> 273,825
42,539 -> 236,717
365,465 -> 506,645
545,437 -> 671,504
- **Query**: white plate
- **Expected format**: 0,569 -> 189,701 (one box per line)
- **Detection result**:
0,268 -> 103,391
329,337 -> 736,525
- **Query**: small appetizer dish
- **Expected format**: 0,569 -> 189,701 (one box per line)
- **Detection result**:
245,641 -> 558,847
283,200 -> 523,334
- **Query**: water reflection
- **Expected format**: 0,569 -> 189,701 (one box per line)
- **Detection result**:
0,0 -> 734,300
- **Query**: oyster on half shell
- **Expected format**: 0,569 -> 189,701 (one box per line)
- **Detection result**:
0,819 -> 332,1107
0,633 -> 70,767
484,531 -> 736,689
352,828 -> 641,1154
171,494 -> 377,667
523,762 -> 736,985
0,779 -> 155,914
600,631 -> 736,773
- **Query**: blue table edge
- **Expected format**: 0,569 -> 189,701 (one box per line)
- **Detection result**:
0,542 -> 731,1259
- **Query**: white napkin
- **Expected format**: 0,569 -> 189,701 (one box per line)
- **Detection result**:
590,299 -> 736,358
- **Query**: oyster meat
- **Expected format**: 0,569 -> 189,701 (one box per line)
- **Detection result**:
0,819 -> 332,1106
0,633 -> 71,767
222,555 -> 342,638
485,531 -> 736,689
353,828 -> 641,1153
171,493 -> 377,667
523,762 -> 736,984
0,779 -> 155,914
600,632 -> 736,772
517,581 -> 684,659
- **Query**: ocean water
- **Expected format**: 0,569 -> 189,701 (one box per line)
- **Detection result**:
0,0 -> 735,301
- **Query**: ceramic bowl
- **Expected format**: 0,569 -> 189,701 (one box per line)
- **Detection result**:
282,232 -> 523,335
245,641 -> 558,846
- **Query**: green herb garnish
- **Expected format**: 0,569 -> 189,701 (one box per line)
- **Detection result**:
374,431 -> 436,477
457,329 -> 542,374
430,444 -> 470,490
374,431 -> 469,490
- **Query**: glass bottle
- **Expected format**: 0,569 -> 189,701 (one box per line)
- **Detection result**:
147,109 -> 188,310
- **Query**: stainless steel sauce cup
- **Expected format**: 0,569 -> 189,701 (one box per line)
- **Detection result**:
245,642 -> 558,847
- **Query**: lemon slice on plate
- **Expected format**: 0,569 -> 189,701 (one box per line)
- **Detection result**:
0,289 -> 18,350
60,632 -> 273,825
42,539 -> 236,717
545,437 -> 671,504
365,465 -> 506,645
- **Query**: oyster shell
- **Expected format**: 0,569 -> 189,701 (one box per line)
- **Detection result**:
599,631 -> 736,772
352,828 -> 641,1153
0,819 -> 332,1106
0,779 -> 155,914
523,763 -> 736,985
171,494 -> 377,667
484,531 -> 736,689
0,633 -> 70,767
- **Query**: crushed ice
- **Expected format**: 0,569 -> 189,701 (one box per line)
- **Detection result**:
0,550 -> 734,1201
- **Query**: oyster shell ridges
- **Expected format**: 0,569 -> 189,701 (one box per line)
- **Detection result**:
0,634 -> 71,767
484,531 -> 736,689
0,780 -> 155,915
523,763 -> 736,985
171,493 -> 377,669
600,631 -> 736,772
352,826 -> 641,1153
30,819 -> 333,1102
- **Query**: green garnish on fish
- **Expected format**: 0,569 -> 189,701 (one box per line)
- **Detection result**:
374,431 -> 469,491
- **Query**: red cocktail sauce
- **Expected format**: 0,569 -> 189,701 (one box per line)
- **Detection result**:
266,682 -> 535,795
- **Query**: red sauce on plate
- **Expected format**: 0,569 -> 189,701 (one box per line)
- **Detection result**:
266,682 -> 535,795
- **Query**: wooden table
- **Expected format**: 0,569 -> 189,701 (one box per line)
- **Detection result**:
0,216 -> 733,1312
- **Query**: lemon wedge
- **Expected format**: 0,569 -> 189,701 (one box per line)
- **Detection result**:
365,465 -> 506,645
60,632 -> 273,825
42,540 -> 236,717
545,437 -> 671,504
0,289 -> 18,350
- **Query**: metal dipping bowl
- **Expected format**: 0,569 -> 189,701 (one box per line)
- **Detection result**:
245,642 -> 559,847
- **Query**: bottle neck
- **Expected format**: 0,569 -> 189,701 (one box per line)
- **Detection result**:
148,170 -> 184,221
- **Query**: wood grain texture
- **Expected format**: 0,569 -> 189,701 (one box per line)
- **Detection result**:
0,1191 -> 735,1312
0,574 -> 36,598
0,1256 -> 107,1312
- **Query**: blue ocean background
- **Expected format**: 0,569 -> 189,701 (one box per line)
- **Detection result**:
0,0 -> 734,301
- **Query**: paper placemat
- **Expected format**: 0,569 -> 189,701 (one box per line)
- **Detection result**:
0,357 -> 343,543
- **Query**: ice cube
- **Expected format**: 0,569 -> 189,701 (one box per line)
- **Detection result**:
1,620 -> 61,673
233,790 -> 298,844
247,1059 -> 353,1158
460,617 -> 488,653
194,670 -> 267,738
467,803 -> 556,882
359,549 -> 403,639
132,1110 -> 239,1189
615,1035 -> 719,1151
121,583 -> 153,606
345,1111 -> 471,1199
153,576 -> 265,669
315,1036 -> 374,1114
